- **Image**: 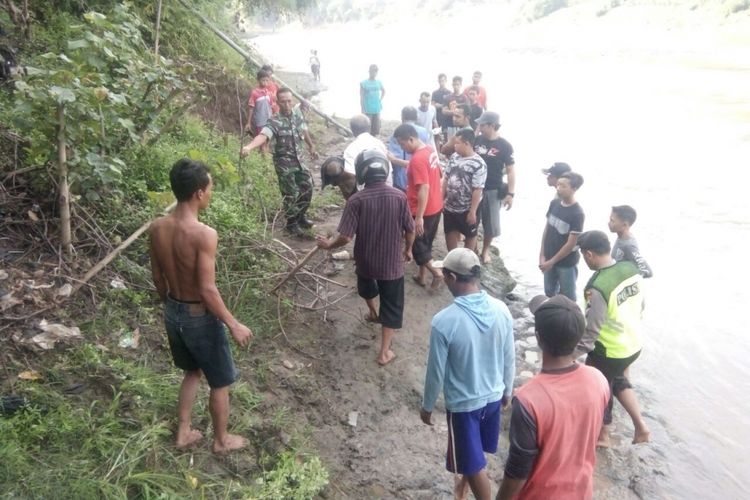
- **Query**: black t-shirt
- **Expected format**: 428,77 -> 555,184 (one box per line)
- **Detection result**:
474,136 -> 514,191
468,103 -> 483,129
441,93 -> 467,127
432,87 -> 453,127
543,199 -> 584,268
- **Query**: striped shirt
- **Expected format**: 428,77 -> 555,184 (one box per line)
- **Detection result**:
338,182 -> 415,280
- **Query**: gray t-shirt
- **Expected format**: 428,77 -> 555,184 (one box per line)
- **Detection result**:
612,236 -> 653,278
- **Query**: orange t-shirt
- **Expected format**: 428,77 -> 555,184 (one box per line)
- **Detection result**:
406,145 -> 443,217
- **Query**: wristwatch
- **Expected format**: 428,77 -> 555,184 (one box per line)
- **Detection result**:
507,192 -> 515,197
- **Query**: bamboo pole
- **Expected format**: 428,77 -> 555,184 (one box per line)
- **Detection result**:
154,0 -> 163,64
57,104 -> 72,260
174,0 -> 351,137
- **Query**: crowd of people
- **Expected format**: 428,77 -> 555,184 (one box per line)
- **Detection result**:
149,63 -> 655,499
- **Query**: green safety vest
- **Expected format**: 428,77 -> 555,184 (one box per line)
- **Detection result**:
585,261 -> 643,359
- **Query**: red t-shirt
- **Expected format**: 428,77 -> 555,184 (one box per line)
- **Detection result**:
406,145 -> 443,217
248,87 -> 279,114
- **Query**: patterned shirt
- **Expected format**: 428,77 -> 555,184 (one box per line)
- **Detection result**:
337,182 -> 415,280
261,111 -> 308,166
443,153 -> 487,213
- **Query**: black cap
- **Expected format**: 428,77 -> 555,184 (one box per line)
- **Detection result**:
541,162 -> 571,177
529,294 -> 585,348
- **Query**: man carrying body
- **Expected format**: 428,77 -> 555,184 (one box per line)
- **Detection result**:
576,230 -> 650,447
394,123 -> 444,290
241,88 -> 319,236
360,64 -> 385,136
343,114 -> 392,190
539,172 -> 585,301
316,150 -> 414,365
497,295 -> 609,500
387,106 -> 431,191
149,158 -> 252,454
421,248 -> 515,500
443,129 -> 487,252
475,111 -> 515,264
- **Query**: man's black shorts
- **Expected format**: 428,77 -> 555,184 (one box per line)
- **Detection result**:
413,211 -> 442,266
357,275 -> 405,329
443,209 -> 479,238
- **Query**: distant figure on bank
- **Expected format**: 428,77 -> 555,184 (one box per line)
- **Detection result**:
387,106 -> 430,191
416,91 -> 439,150
343,114 -> 392,191
316,150 -> 414,365
475,111 -> 515,264
576,230 -> 651,447
608,205 -> 653,278
149,159 -> 252,454
432,73 -> 453,146
360,64 -> 385,136
241,88 -> 319,237
421,248 -> 515,500
309,49 -> 320,81
464,70 -> 487,109
443,129 -> 487,252
246,69 -> 277,138
394,123 -> 444,290
441,103 -> 473,156
541,162 -> 571,192
539,172 -> 585,301
496,294 -> 609,500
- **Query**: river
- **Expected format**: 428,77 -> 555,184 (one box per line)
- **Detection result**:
248,10 -> 750,498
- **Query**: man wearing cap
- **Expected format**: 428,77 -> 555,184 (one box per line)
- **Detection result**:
316,149 -> 414,366
541,162 -> 571,192
475,111 -> 515,264
576,230 -> 650,447
360,64 -> 385,136
421,248 -> 515,500
497,295 -> 609,500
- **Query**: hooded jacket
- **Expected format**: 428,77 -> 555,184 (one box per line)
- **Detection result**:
422,290 -> 515,413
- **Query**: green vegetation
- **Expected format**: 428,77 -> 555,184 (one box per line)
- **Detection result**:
0,0 -> 328,498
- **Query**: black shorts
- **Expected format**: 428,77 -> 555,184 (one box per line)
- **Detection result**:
164,296 -> 238,389
413,211 -> 442,266
586,350 -> 641,424
357,275 -> 405,329
443,209 -> 479,238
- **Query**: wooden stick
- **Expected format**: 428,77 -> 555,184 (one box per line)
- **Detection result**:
71,201 -> 177,295
270,246 -> 321,293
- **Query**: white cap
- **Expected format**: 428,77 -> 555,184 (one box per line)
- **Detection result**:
433,248 -> 481,276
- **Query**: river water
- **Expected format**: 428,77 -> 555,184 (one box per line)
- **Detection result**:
249,12 -> 750,498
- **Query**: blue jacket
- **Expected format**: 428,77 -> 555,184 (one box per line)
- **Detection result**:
423,291 -> 515,413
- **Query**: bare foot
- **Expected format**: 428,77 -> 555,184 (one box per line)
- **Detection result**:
453,474 -> 469,500
376,350 -> 396,366
430,275 -> 444,291
412,275 -> 427,287
176,429 -> 203,449
633,428 -> 651,444
212,434 -> 249,455
596,425 -> 611,448
364,312 -> 380,323
481,253 -> 492,264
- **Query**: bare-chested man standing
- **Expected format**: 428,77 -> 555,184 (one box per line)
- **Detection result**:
149,158 -> 252,454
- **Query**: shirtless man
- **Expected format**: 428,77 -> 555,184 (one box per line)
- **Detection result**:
149,158 -> 252,454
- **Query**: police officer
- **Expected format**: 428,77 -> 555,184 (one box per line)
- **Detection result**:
242,87 -> 318,236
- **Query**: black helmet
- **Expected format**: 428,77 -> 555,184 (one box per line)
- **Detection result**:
355,149 -> 389,186
320,156 -> 345,189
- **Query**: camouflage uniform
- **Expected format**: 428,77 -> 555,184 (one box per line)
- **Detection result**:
261,111 -> 313,223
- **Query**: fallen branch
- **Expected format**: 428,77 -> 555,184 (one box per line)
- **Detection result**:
71,201 -> 177,295
271,246 -> 321,293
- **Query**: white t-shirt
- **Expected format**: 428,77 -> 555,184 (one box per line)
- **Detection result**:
343,132 -> 392,189
417,105 -> 437,148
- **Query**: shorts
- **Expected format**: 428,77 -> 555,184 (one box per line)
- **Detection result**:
164,295 -> 238,389
586,350 -> 641,424
446,400 -> 502,476
478,189 -> 502,239
357,275 -> 404,329
443,209 -> 478,238
413,211 -> 442,266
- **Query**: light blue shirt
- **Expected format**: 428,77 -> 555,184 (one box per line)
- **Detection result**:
422,291 -> 515,413
361,79 -> 384,114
